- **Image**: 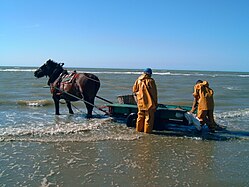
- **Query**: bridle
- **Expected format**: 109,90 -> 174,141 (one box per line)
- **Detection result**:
42,62 -> 65,85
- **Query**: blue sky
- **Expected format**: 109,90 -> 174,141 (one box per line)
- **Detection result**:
1,0 -> 249,72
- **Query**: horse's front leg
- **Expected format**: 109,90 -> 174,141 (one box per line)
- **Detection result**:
52,94 -> 60,115
66,101 -> 74,114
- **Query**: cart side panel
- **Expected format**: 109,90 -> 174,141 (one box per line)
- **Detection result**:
108,104 -> 138,117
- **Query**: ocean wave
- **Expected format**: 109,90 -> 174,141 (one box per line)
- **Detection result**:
0,118 -> 140,142
17,100 -> 53,107
1,122 -> 98,136
216,108 -> 249,119
239,74 -> 249,78
61,71 -> 249,78
0,68 -> 37,72
80,71 -> 205,76
0,68 -> 186,76
87,71 -> 249,78
223,86 -> 242,91
1,67 -> 248,77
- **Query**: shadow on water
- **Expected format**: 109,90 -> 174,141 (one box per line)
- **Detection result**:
152,125 -> 249,141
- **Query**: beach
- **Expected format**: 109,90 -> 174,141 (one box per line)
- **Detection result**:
0,67 -> 249,186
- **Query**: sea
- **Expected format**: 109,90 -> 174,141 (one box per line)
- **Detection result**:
0,66 -> 249,187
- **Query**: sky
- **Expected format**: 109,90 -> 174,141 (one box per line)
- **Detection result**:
0,0 -> 249,72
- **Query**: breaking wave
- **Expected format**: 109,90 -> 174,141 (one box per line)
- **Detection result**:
0,99 -> 53,107
216,108 -> 249,119
1,67 -> 248,78
0,68 -> 37,72
17,100 -> 53,107
0,117 -> 141,143
215,108 -> 249,132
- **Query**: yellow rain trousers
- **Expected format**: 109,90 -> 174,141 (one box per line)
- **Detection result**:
193,81 -> 214,111
193,81 -> 215,129
133,74 -> 158,133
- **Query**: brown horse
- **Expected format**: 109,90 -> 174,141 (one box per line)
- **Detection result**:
34,59 -> 100,117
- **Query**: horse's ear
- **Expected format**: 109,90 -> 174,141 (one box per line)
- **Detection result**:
46,59 -> 52,65
60,63 -> 64,67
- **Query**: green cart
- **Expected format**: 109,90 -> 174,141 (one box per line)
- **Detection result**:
106,103 -> 194,130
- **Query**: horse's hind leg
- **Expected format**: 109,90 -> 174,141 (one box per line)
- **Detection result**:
84,97 -> 94,118
86,104 -> 93,118
66,101 -> 74,114
79,87 -> 94,118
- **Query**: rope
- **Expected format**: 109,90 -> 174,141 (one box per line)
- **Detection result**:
43,85 -> 113,104
96,95 -> 113,104
54,87 -> 110,115
59,100 -> 103,117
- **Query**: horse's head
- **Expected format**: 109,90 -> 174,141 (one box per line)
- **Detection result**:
34,59 -> 64,78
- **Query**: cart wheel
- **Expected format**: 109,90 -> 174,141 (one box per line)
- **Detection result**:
126,113 -> 137,127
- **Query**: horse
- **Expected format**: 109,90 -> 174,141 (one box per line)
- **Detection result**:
34,59 -> 100,117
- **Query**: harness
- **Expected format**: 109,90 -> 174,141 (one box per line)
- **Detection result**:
50,71 -> 80,96
60,72 -> 79,93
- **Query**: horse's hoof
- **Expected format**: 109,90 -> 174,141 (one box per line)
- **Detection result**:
86,114 -> 92,119
55,113 -> 60,115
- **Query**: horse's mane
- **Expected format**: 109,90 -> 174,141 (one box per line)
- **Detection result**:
46,59 -> 65,85
46,59 -> 64,67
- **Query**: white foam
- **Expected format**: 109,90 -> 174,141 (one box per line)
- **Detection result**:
17,100 -> 53,107
0,68 -> 37,72
0,118 -> 141,142
216,108 -> 249,119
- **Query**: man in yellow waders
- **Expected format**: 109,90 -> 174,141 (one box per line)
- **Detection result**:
190,80 -> 216,132
133,68 -> 158,133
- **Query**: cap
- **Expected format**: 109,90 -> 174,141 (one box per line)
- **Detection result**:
196,80 -> 203,84
144,68 -> 152,75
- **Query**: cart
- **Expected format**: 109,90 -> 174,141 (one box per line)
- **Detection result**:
105,95 -> 197,131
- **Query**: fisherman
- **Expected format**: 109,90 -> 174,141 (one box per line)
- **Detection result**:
132,68 -> 158,133
190,80 -> 217,132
